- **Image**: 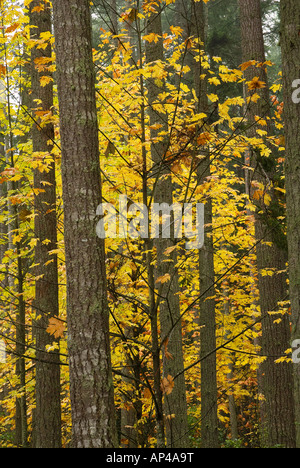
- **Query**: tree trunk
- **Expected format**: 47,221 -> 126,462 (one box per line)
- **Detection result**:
239,0 -> 296,448
3,45 -> 28,447
145,5 -> 189,448
280,0 -> 300,447
52,0 -> 116,448
29,1 -> 62,448
180,0 -> 220,448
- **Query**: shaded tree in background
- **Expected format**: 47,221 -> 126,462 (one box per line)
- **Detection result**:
239,0 -> 296,448
281,0 -> 300,448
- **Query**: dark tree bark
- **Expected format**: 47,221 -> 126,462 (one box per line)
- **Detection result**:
239,0 -> 296,448
52,0 -> 117,448
280,0 -> 300,447
145,5 -> 189,448
29,1 -> 61,448
192,0 -> 220,449
3,50 -> 28,447
176,0 -> 220,448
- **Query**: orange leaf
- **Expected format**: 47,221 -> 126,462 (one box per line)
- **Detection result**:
161,375 -> 175,396
46,317 -> 65,339
6,23 -> 19,34
0,64 -> 6,77
247,76 -> 266,91
252,189 -> 263,201
240,60 -> 256,71
156,273 -> 171,285
32,5 -> 44,13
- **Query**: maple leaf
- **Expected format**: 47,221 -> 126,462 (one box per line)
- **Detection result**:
40,75 -> 53,87
47,317 -> 65,339
156,273 -> 171,284
161,375 -> 175,396
6,23 -> 19,34
143,33 -> 161,43
121,8 -> 138,24
247,76 -> 266,91
32,4 -> 44,13
0,64 -> 6,77
170,25 -> 183,37
240,60 -> 256,71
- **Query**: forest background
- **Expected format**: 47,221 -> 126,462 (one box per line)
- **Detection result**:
0,0 -> 299,449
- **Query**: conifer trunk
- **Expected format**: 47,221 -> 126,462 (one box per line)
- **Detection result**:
145,5 -> 189,448
280,0 -> 300,447
239,0 -> 296,448
29,1 -> 62,448
52,0 -> 116,448
177,0 -> 220,448
193,0 -> 220,448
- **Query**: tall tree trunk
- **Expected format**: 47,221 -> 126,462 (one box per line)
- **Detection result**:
3,41 -> 28,446
178,0 -> 220,448
29,1 -> 62,448
239,0 -> 296,448
145,5 -> 189,448
52,0 -> 116,448
280,0 -> 300,447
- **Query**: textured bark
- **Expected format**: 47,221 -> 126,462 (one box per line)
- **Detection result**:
280,0 -> 300,447
52,0 -> 116,448
4,56 -> 28,447
145,6 -> 189,448
178,0 -> 220,448
30,2 -> 62,448
239,0 -> 296,448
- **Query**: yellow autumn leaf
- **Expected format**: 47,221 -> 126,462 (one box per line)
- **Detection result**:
275,356 -> 292,364
31,4 -> 44,13
247,93 -> 261,104
252,189 -> 263,201
143,33 -> 161,43
40,75 -> 53,87
208,77 -> 221,86
170,25 -> 183,37
264,193 -> 271,206
13,233 -> 23,244
240,60 -> 256,71
156,273 -> 171,284
46,342 -> 59,353
207,93 -> 219,103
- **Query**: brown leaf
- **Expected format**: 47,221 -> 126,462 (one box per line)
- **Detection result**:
161,375 -> 175,396
46,317 -> 65,339
162,337 -> 174,361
